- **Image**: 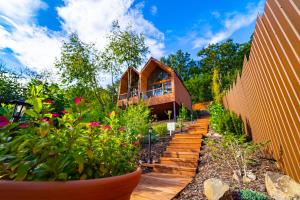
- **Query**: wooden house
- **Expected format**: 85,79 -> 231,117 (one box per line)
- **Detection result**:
117,57 -> 192,119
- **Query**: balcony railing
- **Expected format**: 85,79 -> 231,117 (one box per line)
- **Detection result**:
119,91 -> 139,100
118,81 -> 172,101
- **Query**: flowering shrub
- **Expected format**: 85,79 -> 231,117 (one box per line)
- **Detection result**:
0,86 -> 140,181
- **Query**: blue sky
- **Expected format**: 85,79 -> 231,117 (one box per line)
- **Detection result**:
0,0 -> 264,84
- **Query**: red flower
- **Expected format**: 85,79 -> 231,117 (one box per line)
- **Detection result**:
101,125 -> 111,130
44,99 -> 54,104
133,141 -> 140,146
61,109 -> 67,114
51,113 -> 59,117
79,117 -> 84,121
74,97 -> 82,105
89,122 -> 101,127
19,123 -> 30,128
0,116 -> 9,127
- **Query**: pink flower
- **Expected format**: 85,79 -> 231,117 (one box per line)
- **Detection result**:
44,99 -> 54,104
90,122 -> 101,127
42,118 -> 48,122
101,125 -> 111,130
51,113 -> 59,117
74,97 -> 82,105
0,116 -> 9,127
133,141 -> 140,146
19,123 -> 30,128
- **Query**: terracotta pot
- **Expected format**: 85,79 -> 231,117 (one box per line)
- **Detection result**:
0,168 -> 141,200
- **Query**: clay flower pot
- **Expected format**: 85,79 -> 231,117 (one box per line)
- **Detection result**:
0,168 -> 141,200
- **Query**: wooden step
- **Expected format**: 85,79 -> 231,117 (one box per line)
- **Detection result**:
166,147 -> 201,153
174,134 -> 202,138
163,151 -> 199,159
171,139 -> 201,144
169,143 -> 201,149
159,157 -> 198,168
150,164 -> 197,177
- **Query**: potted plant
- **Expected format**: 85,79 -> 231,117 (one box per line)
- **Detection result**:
0,86 -> 141,200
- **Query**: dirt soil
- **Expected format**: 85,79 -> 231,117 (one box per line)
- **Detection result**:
173,129 -> 281,200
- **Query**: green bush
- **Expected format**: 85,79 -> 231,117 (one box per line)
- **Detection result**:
208,103 -> 244,136
153,123 -> 168,137
0,85 -> 140,181
121,102 -> 151,136
240,189 -> 267,200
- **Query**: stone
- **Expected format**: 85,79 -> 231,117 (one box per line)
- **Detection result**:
204,178 -> 230,200
242,175 -> 252,183
265,171 -> 300,200
232,171 -> 240,182
246,171 -> 256,180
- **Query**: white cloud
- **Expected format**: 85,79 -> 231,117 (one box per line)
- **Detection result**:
193,0 -> 264,48
0,0 -> 47,23
0,0 -> 165,86
150,5 -> 157,16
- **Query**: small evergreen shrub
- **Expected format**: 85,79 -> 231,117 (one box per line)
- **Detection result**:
240,189 -> 267,200
208,103 -> 244,136
153,123 -> 168,137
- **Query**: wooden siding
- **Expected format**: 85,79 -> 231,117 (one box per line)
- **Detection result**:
117,58 -> 192,112
223,0 -> 300,182
174,74 -> 192,110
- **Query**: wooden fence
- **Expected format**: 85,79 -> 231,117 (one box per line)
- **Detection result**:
223,0 -> 300,181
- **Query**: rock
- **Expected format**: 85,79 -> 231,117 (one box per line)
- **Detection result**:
242,175 -> 252,183
246,171 -> 256,180
265,171 -> 300,200
232,171 -> 240,182
204,178 -> 229,200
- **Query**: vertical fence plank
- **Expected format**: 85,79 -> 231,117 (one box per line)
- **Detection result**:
223,0 -> 300,182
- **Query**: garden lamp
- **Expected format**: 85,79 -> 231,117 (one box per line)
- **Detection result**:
11,100 -> 31,122
148,127 -> 153,164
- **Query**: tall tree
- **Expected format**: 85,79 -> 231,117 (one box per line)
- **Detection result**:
55,34 -> 105,107
160,50 -> 200,81
102,21 -> 149,104
197,39 -> 251,91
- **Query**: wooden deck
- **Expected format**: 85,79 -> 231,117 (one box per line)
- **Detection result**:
131,117 -> 210,200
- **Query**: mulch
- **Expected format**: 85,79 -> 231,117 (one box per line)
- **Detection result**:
173,129 -> 281,200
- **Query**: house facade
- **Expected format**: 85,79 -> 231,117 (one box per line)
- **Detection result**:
117,57 -> 192,119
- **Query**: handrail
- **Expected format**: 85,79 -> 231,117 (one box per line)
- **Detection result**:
118,81 -> 172,100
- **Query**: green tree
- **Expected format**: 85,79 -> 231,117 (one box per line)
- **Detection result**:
55,34 -> 105,108
0,64 -> 26,103
185,73 -> 212,103
197,39 -> 251,91
160,50 -> 200,81
212,68 -> 221,103
104,21 -> 149,104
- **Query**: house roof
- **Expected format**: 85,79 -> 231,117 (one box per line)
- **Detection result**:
119,57 -> 192,97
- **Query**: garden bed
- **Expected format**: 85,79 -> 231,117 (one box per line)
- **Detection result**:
174,128 -> 280,200
137,135 -> 172,165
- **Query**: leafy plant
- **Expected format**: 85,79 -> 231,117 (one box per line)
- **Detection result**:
152,123 -> 168,137
208,103 -> 244,136
0,85 -> 140,181
177,104 -> 188,131
121,102 -> 151,137
205,133 -> 268,180
212,68 -> 221,103
240,189 -> 267,200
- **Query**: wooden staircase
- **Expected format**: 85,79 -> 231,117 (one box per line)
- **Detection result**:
143,117 -> 209,178
131,117 -> 210,200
